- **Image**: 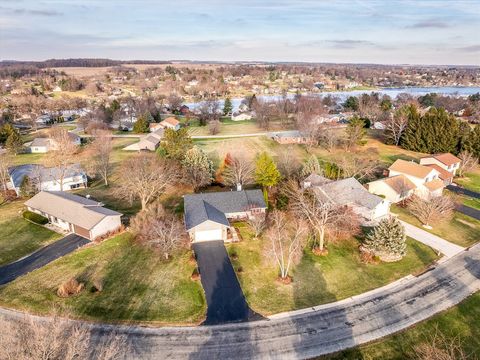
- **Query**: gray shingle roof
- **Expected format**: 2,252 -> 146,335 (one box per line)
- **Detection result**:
184,190 -> 266,230
315,177 -> 383,210
30,137 -> 51,147
8,164 -> 86,189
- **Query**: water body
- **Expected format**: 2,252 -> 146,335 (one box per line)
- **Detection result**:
186,86 -> 480,112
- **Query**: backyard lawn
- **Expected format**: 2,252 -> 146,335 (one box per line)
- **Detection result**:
392,204 -> 480,247
455,169 -> 480,193
326,290 -> 480,359
227,223 -> 439,315
0,201 -> 61,266
0,233 -> 206,325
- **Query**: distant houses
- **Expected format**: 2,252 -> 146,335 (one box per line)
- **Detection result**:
270,131 -> 309,144
30,132 -> 81,153
25,191 -> 122,240
8,164 -> 87,195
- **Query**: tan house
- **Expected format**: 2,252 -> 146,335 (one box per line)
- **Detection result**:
419,153 -> 461,176
123,128 -> 164,151
184,190 -> 266,242
159,117 -> 181,131
25,191 -> 122,240
367,175 -> 416,203
271,131 -> 309,144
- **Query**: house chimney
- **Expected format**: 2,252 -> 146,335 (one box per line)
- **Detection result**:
236,183 -> 242,191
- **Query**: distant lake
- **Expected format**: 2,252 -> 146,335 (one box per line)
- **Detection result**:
186,86 -> 480,112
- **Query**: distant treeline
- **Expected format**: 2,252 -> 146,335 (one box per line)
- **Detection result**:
0,58 -> 172,68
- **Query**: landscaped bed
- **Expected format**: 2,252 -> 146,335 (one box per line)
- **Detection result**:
0,201 -> 61,266
226,223 -> 439,316
0,233 -> 206,325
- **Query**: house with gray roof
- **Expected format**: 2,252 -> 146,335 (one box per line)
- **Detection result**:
25,191 -> 122,240
29,132 -> 81,153
123,128 -> 164,151
184,190 -> 267,242
8,164 -> 87,196
309,176 -> 390,225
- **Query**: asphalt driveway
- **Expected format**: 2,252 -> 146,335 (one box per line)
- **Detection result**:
0,234 -> 89,285
447,184 -> 480,199
192,240 -> 262,325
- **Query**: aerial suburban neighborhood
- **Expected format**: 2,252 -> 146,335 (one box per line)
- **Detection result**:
0,1 -> 480,359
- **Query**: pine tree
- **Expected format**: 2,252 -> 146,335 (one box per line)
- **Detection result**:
463,125 -> 480,159
133,113 -> 151,133
363,216 -> 407,261
5,130 -> 23,155
182,146 -> 215,191
223,98 -> 233,116
302,154 -> 322,177
160,128 -> 193,160
345,115 -> 366,149
255,152 -> 280,200
19,176 -> 36,197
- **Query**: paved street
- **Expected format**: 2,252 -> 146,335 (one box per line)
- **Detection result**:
2,244 -> 479,359
399,220 -> 465,257
0,234 -> 89,285
193,241 -> 261,325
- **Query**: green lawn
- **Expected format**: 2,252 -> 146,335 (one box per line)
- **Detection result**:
0,201 -> 61,266
325,291 -> 480,359
227,223 -> 438,315
392,204 -> 480,247
0,233 -> 206,325
456,170 -> 480,193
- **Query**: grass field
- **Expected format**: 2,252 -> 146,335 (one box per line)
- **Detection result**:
326,290 -> 480,359
0,233 -> 206,325
227,223 -> 438,315
0,201 -> 61,266
456,170 -> 480,193
392,204 -> 480,247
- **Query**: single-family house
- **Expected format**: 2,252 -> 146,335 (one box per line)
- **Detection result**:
388,159 -> 444,199
159,117 -> 181,131
271,131 -> 309,145
311,177 -> 390,224
30,132 -> 81,153
25,191 -> 122,240
149,123 -> 163,132
123,128 -> 164,151
367,175 -> 416,203
35,115 -> 51,125
8,164 -> 87,195
302,173 -> 333,188
419,153 -> 461,177
184,190 -> 267,242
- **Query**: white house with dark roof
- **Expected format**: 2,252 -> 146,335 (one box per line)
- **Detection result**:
25,191 -> 122,240
29,132 -> 81,153
8,164 -> 87,195
184,190 -> 267,242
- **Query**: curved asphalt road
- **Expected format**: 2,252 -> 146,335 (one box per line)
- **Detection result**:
1,243 -> 480,359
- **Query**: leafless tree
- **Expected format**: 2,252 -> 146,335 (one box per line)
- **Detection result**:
336,155 -> 380,182
197,98 -> 221,126
457,151 -> 478,177
167,93 -> 183,112
385,107 -> 409,145
414,328 -> 471,360
114,153 -> 179,210
85,130 -> 113,186
252,100 -> 275,130
247,214 -> 266,239
208,120 -> 221,135
45,128 -> 79,191
318,126 -> 341,152
131,203 -> 186,259
276,149 -> 302,180
0,153 -> 12,192
407,195 -> 455,228
284,180 -> 343,252
0,313 -> 127,360
265,211 -> 307,280
301,154 -> 323,178
222,153 -> 254,189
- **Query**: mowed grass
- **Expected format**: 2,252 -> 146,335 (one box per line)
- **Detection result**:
456,169 -> 480,193
227,223 -> 438,315
392,204 -> 480,247
0,233 -> 206,324
0,201 -> 61,266
325,290 -> 480,359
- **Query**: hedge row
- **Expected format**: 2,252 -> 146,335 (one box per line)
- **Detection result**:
23,210 -> 49,225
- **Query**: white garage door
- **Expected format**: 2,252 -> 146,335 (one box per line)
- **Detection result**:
195,229 -> 223,242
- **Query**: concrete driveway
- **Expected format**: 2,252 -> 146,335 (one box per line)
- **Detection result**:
0,234 -> 89,285
192,240 -> 262,325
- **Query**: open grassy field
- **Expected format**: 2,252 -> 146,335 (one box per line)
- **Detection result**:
326,290 -> 480,359
0,233 -> 206,325
0,201 -> 61,266
392,204 -> 480,247
227,223 -> 438,316
456,169 -> 480,193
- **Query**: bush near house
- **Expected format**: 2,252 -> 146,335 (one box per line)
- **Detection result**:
22,210 -> 48,225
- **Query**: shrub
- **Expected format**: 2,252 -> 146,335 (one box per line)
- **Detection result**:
23,210 -> 48,225
57,278 -> 84,298
363,216 -> 407,262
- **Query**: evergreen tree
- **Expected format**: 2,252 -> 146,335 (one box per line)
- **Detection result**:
345,115 -> 366,149
133,113 -> 150,133
160,128 -> 193,160
463,125 -> 480,159
302,154 -> 322,177
255,152 -> 281,200
223,98 -> 233,116
182,146 -> 215,191
343,96 -> 359,111
5,129 -> 23,155
19,176 -> 36,197
364,217 -> 407,261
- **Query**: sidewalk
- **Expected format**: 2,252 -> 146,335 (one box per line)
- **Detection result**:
399,220 -> 465,258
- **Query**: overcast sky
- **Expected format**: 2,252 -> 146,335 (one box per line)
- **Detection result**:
1,0 -> 479,65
